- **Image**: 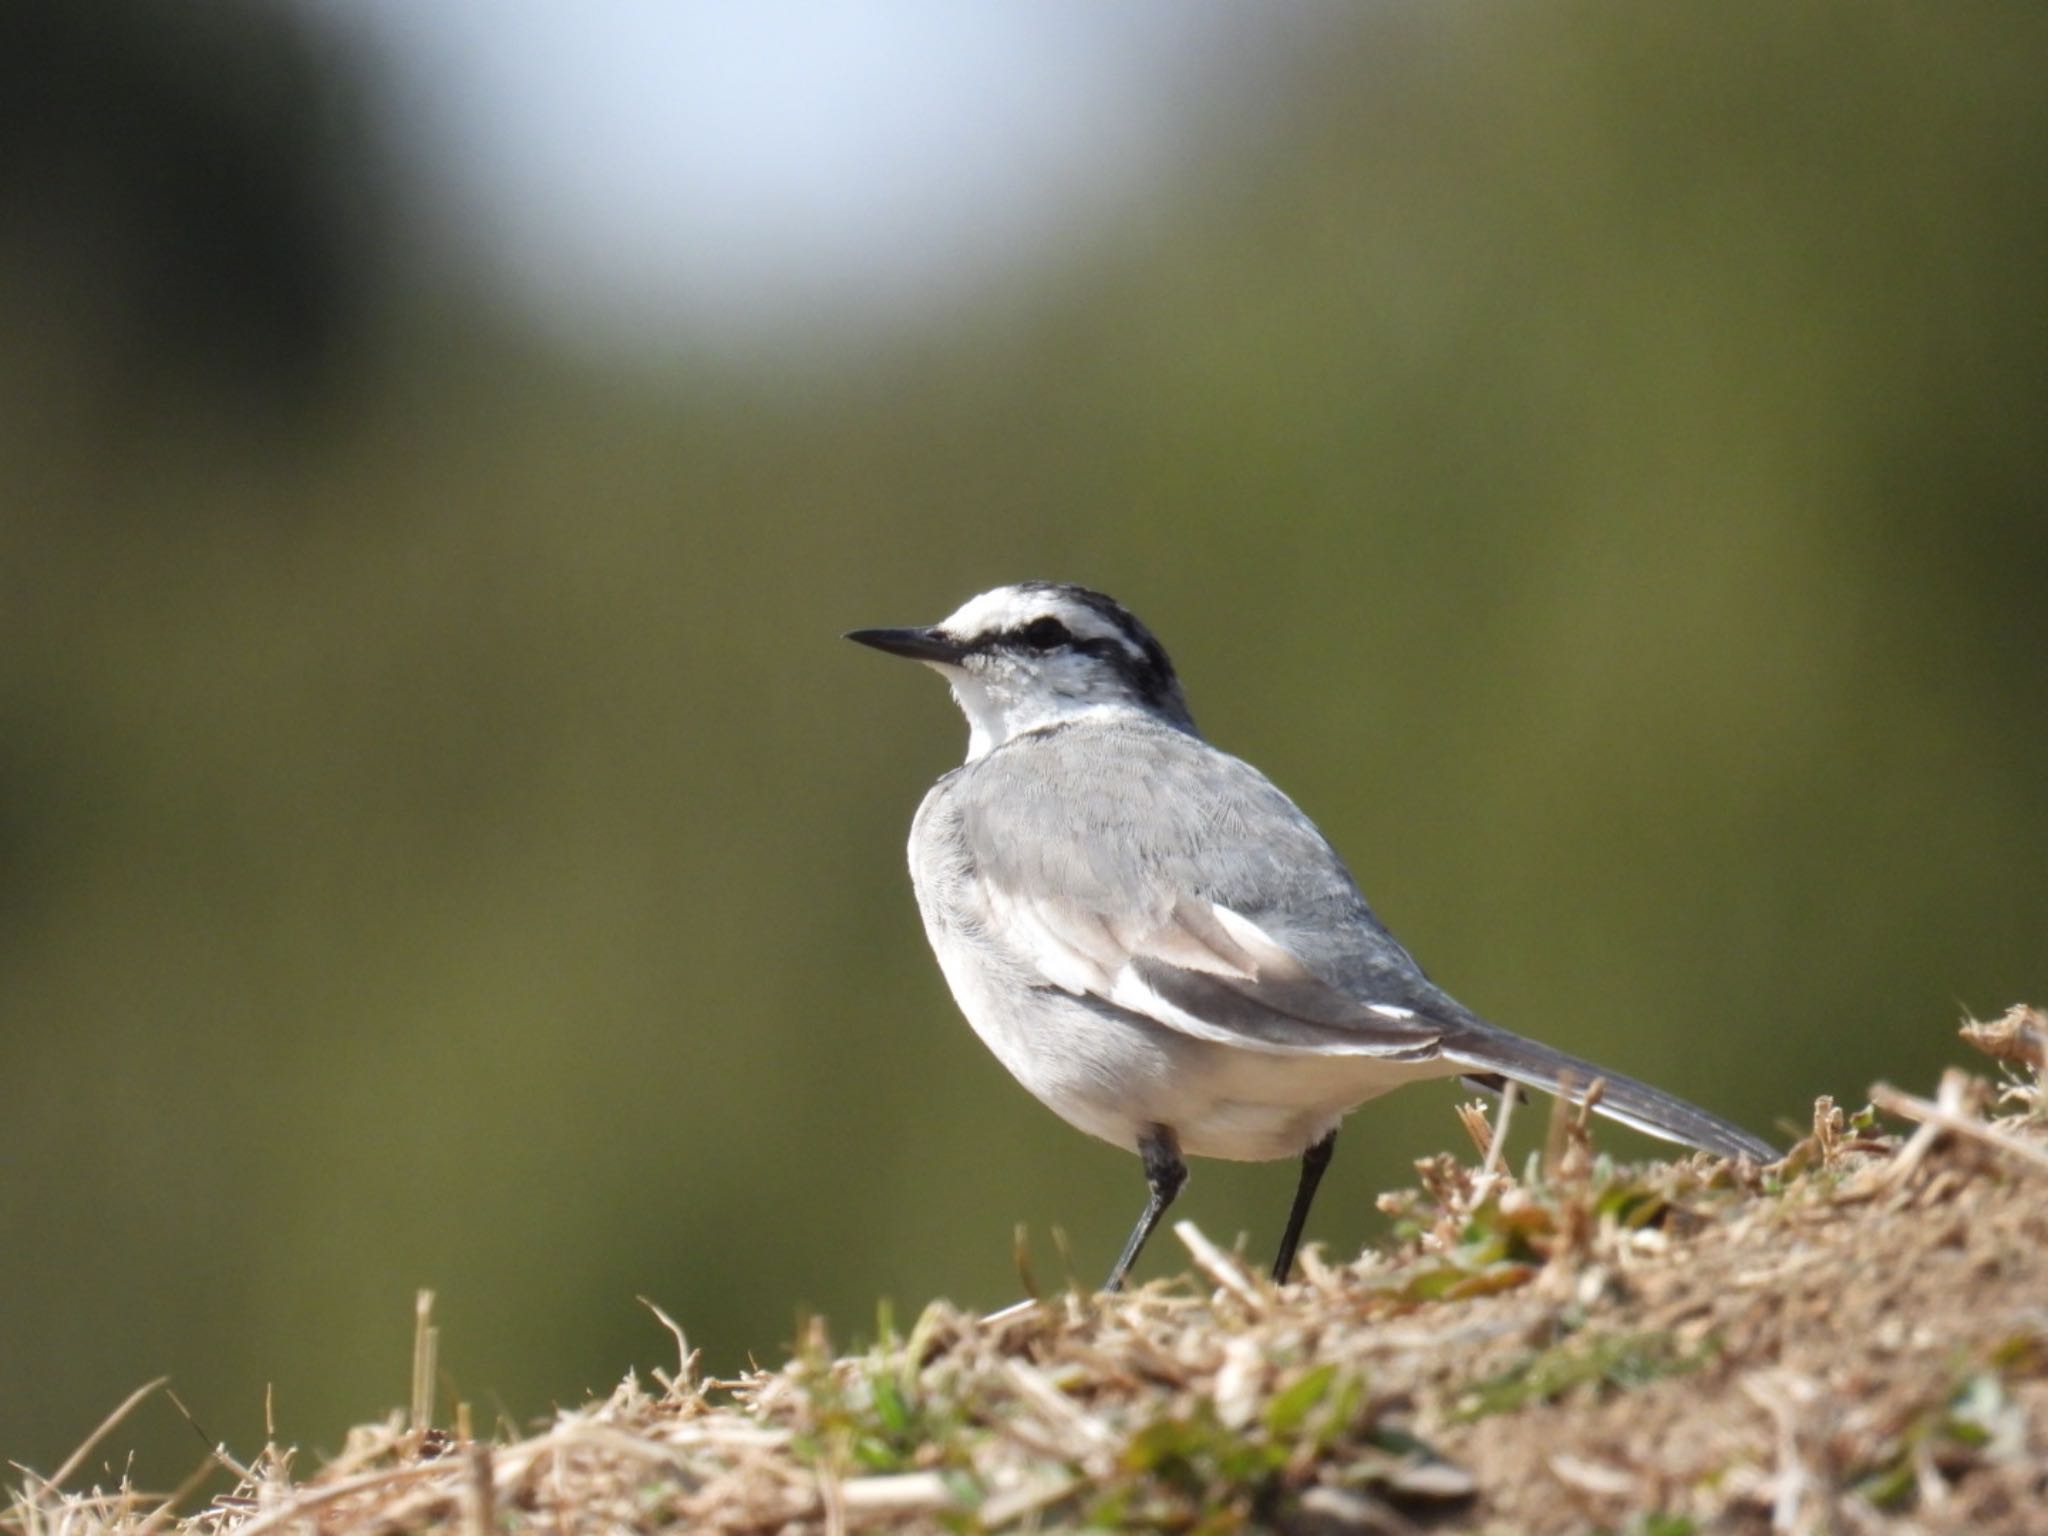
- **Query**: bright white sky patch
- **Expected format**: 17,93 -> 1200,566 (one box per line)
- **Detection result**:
313,1 -> 1335,356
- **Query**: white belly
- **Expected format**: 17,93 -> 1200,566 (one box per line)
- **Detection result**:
925,924 -> 1455,1162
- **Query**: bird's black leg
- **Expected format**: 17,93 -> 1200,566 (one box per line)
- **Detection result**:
1103,1125 -> 1186,1292
1271,1129 -> 1338,1284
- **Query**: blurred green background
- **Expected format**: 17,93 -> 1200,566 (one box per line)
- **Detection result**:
5,0 -> 2045,1491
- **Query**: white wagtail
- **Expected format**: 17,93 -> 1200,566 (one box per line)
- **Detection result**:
849,582 -> 1775,1290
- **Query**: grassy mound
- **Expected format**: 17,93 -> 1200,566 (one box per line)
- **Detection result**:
11,1010 -> 2046,1536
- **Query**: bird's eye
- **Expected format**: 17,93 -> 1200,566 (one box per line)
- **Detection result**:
1020,616 -> 1070,650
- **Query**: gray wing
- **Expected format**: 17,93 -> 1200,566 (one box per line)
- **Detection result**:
939,719 -> 1452,1059
929,719 -> 1777,1161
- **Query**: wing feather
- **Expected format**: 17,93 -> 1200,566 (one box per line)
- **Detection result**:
1013,888 -> 1442,1058
943,720 -> 1453,1058
918,720 -> 1771,1161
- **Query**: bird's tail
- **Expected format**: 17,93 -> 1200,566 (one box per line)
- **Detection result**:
1442,1027 -> 1775,1163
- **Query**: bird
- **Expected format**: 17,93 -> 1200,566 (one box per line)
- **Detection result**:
847,582 -> 1775,1291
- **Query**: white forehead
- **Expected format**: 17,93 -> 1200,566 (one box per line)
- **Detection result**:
937,585 -> 1126,643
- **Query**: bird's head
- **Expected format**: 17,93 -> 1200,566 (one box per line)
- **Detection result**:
848,582 -> 1195,760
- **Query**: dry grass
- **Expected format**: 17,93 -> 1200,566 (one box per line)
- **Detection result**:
10,1008 -> 2047,1536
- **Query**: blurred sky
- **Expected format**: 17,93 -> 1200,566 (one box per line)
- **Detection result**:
317,0 -> 1331,355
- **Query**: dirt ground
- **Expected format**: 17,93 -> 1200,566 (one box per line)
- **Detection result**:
11,1008 -> 2046,1536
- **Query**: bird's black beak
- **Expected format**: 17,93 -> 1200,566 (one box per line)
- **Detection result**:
844,626 -> 971,665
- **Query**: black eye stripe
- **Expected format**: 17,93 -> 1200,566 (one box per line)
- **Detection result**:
968,618 -> 1073,653
995,582 -> 1198,734
986,616 -> 1163,691
1011,616 -> 1072,650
